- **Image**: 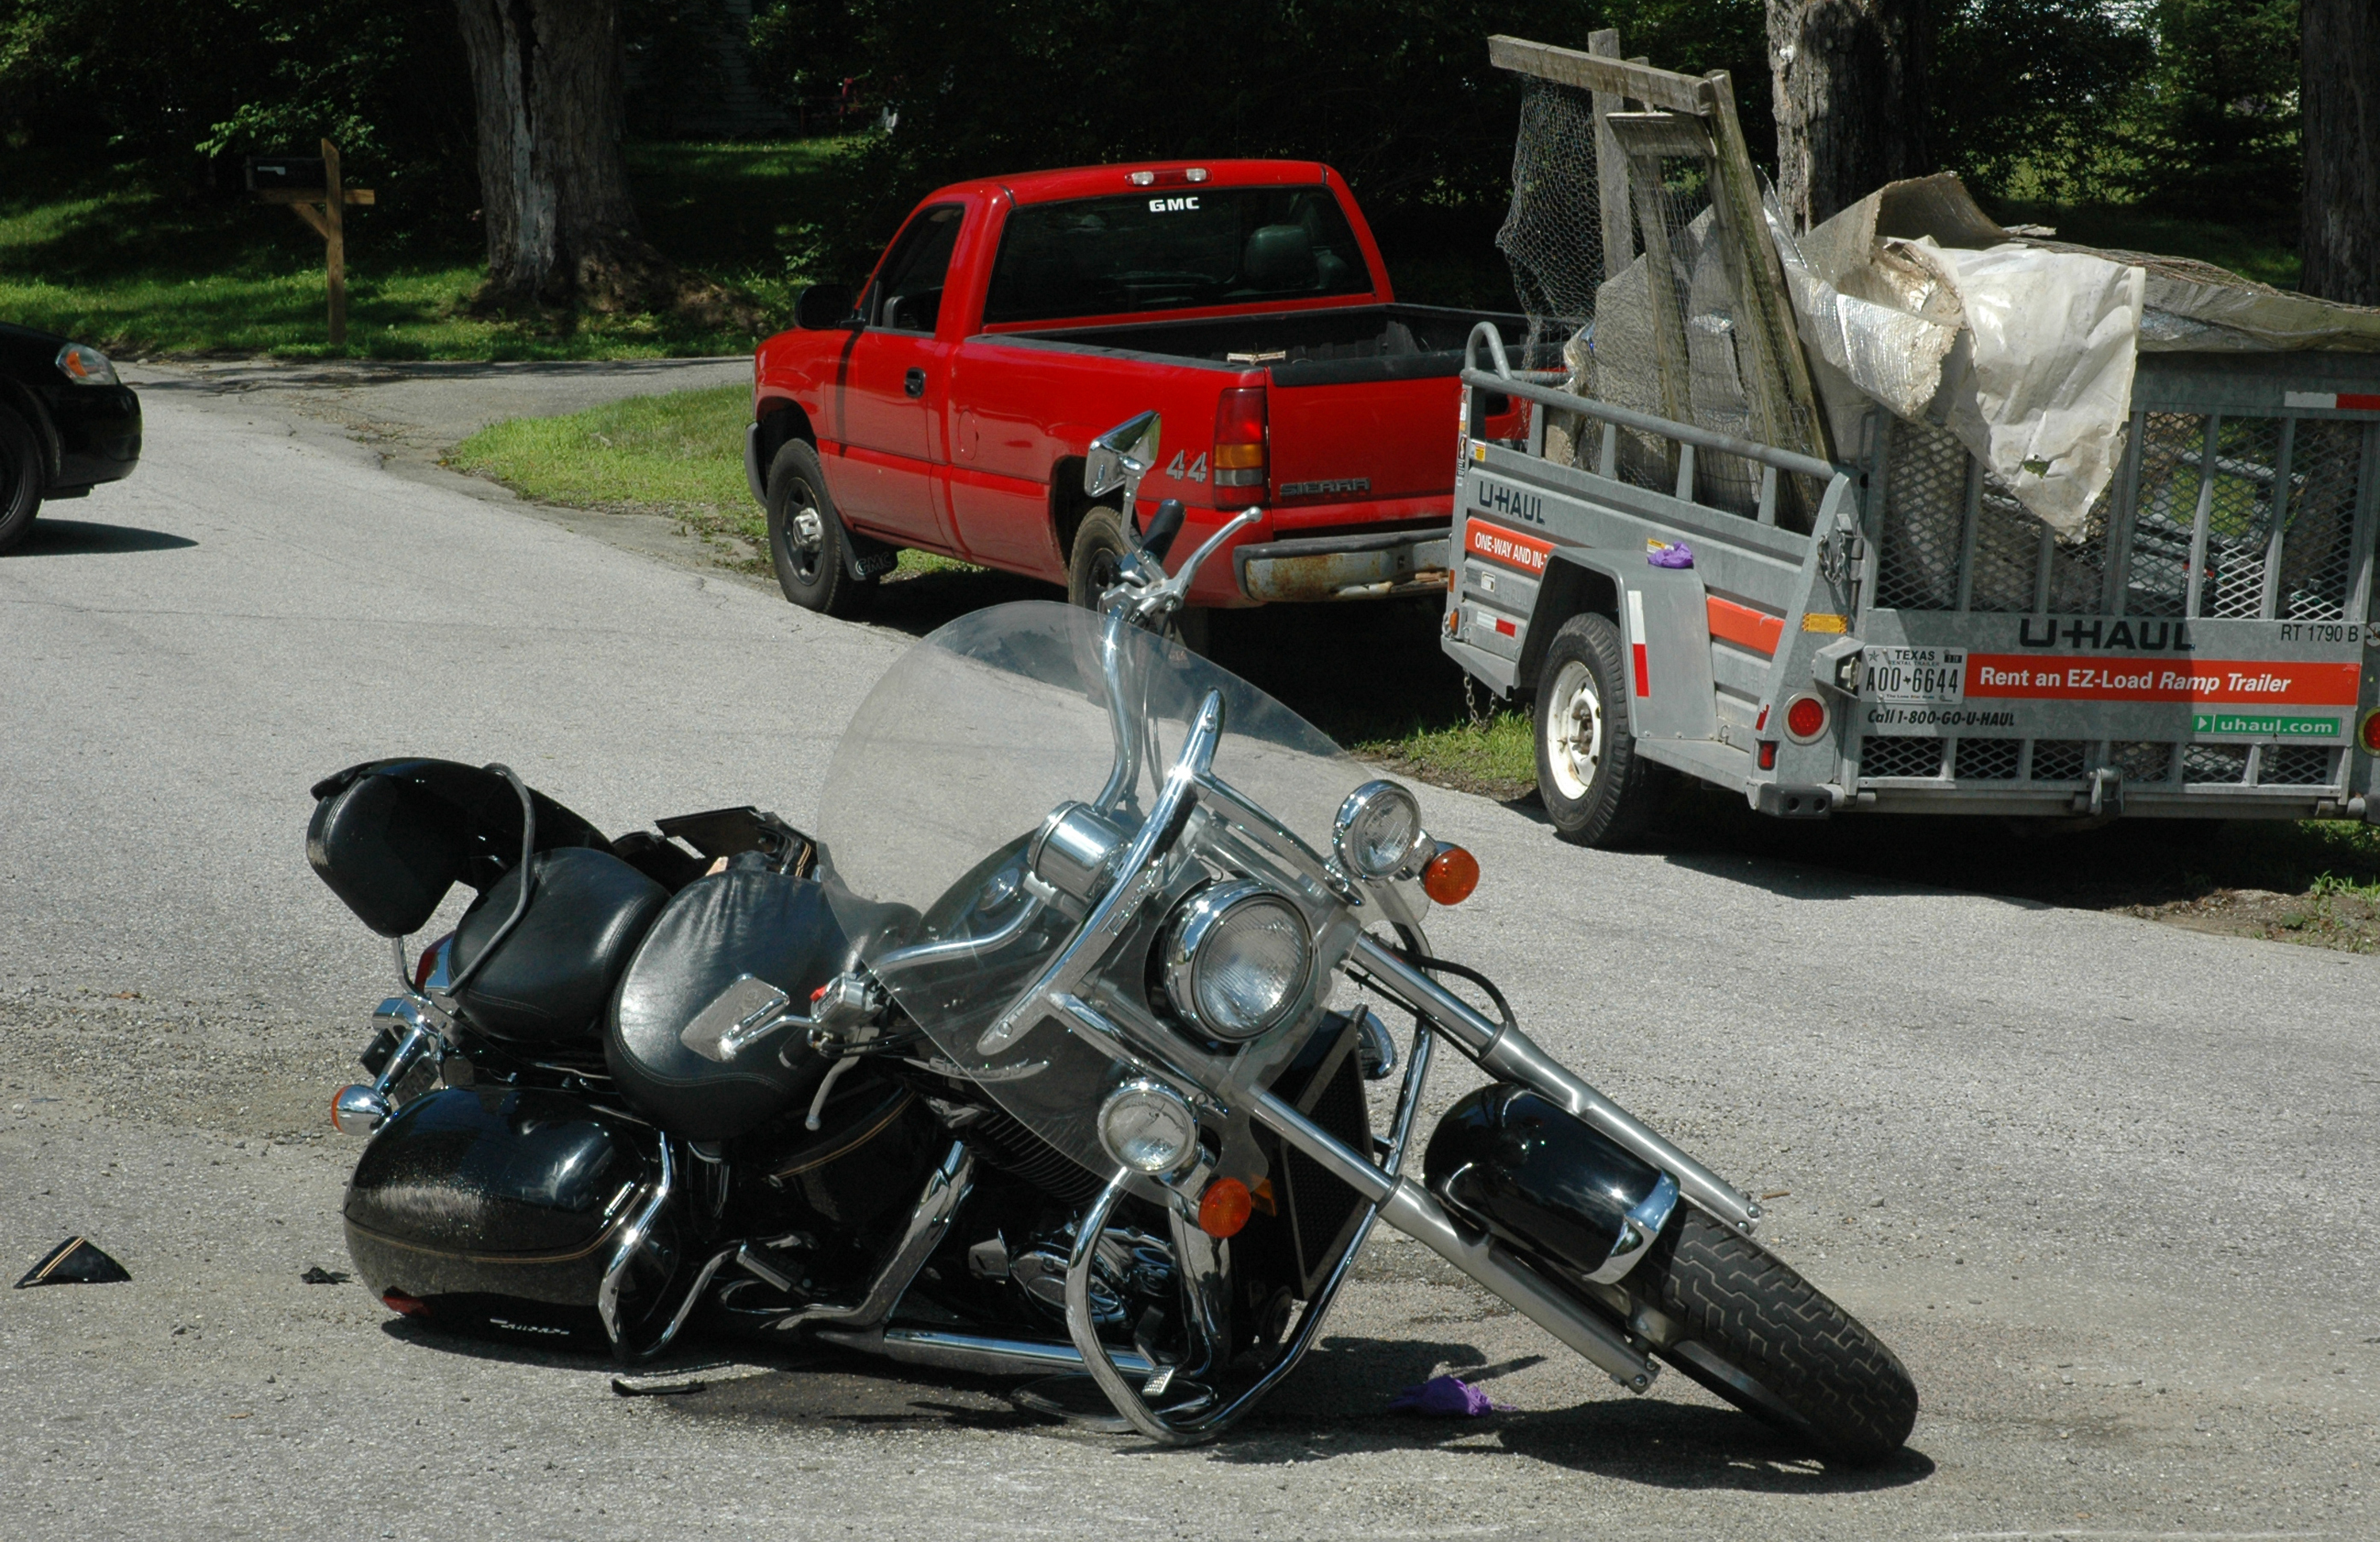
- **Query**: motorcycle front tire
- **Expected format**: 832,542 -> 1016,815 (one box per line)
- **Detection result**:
1632,1206 -> 1917,1465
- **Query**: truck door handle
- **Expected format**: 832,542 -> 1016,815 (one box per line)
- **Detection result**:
904,367 -> 926,398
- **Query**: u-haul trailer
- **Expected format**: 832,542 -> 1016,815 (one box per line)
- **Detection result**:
1444,325 -> 2380,846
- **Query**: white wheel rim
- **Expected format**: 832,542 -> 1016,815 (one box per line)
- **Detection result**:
1545,659 -> 1604,800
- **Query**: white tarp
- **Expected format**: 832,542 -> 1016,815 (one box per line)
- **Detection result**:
1771,172 -> 2380,542
1771,175 -> 2144,539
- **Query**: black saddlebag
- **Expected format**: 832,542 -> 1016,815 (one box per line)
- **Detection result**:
1424,1084 -> 1668,1282
344,1086 -> 662,1329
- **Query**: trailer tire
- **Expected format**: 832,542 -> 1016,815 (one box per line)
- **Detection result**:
1533,612 -> 1663,846
766,440 -> 874,618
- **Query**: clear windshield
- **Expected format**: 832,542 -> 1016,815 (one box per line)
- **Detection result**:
814,600 -> 1392,1191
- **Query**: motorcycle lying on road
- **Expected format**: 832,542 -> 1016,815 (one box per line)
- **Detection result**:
304,412 -> 1917,1460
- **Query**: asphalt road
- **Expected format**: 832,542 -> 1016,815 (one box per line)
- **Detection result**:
2,365 -> 2374,1540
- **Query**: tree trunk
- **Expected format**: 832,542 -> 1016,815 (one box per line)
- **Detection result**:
2301,0 -> 2380,305
452,0 -> 750,320
1768,0 -> 1929,233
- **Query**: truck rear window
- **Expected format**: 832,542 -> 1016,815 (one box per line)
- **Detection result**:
982,186 -> 1373,325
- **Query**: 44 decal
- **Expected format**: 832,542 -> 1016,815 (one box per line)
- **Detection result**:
1166,451 -> 1209,485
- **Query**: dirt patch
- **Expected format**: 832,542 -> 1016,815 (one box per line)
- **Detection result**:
2120,884 -> 2380,951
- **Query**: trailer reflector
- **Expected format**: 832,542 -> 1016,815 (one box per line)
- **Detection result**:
2361,708 -> 2380,754
1758,741 -> 1778,770
2284,391 -> 2380,412
1784,694 -> 1827,742
1626,589 -> 1649,696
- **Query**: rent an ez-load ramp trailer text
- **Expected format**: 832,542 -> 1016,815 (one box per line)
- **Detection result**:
1446,336 -> 2380,844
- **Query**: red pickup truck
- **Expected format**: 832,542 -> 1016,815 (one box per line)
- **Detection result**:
746,159 -> 1523,619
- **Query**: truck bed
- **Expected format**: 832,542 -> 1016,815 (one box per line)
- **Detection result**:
1010,304 -> 1523,387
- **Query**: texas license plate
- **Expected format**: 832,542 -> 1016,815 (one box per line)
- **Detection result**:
1863,646 -> 1967,704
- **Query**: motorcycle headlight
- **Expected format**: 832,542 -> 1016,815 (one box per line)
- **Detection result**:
1161,880 -> 1313,1041
1097,1080 -> 1199,1176
1333,780 -> 1426,880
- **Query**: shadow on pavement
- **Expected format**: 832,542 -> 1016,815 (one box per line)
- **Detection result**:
7,518 -> 197,557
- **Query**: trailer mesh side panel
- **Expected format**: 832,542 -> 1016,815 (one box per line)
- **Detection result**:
2113,742 -> 2175,783
2031,741 -> 2090,781
2126,412 -> 2206,616
1861,735 -> 1946,779
2278,418 -> 2363,621
2265,746 -> 2339,786
1953,738 -> 2020,780
1877,420 -> 1967,611
2183,744 -> 2250,784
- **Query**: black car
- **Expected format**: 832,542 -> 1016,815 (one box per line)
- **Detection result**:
1,320 -> 143,554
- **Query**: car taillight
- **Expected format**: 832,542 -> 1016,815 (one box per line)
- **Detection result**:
1213,386 -> 1267,497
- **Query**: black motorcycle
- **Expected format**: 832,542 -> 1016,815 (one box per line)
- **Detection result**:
305,414 -> 1917,1458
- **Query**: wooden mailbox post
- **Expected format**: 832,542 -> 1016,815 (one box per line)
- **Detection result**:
246,140 -> 376,346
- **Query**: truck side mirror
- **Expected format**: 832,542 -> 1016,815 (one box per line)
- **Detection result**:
1084,412 -> 1161,507
793,283 -> 859,330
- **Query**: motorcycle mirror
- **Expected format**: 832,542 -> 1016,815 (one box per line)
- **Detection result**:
1084,411 -> 1161,505
1138,499 -> 1186,562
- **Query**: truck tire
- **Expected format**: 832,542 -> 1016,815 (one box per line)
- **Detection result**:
1633,1206 -> 1918,1466
1066,504 -> 1210,651
0,405 -> 44,555
1065,504 -> 1131,611
1532,612 -> 1663,846
766,439 -> 873,617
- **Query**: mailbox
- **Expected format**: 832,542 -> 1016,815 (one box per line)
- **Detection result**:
245,156 -> 327,193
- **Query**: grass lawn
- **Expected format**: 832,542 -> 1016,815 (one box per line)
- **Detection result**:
0,140 -> 846,360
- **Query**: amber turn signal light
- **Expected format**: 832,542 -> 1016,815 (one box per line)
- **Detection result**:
1422,843 -> 1479,905
1198,1178 -> 1253,1238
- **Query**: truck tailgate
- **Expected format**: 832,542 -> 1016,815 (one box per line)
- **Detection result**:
1268,374 -> 1459,507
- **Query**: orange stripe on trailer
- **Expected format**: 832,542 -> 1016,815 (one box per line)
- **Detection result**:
1705,596 -> 1783,656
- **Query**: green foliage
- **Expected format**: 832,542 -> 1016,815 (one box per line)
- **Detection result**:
1932,0 -> 2302,217
0,140 -> 829,356
2117,0 -> 2301,213
0,0 -> 478,242
1933,0 -> 2156,202
766,0 -> 1769,286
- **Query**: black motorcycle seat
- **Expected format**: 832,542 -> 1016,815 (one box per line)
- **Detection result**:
606,870 -> 876,1142
448,847 -> 670,1044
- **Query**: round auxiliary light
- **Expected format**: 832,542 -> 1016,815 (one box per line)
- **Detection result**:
1334,780 -> 1428,879
1098,1080 -> 1200,1176
1783,693 -> 1829,744
1421,843 -> 1480,906
1197,1178 -> 1253,1238
1161,880 -> 1314,1041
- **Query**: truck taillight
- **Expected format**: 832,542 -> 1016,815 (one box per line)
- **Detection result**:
1213,386 -> 1267,497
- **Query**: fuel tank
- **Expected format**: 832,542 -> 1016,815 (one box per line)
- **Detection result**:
1423,1083 -> 1672,1283
343,1086 -> 667,1334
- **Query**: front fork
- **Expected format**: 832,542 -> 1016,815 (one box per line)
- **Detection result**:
1061,931 -> 1768,1440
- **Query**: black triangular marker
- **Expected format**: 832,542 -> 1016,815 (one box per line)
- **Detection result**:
15,1237 -> 132,1288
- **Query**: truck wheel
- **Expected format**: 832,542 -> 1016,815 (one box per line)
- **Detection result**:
1533,612 -> 1663,846
0,405 -> 44,556
1067,505 -> 1210,652
766,439 -> 873,618
1065,504 -> 1130,611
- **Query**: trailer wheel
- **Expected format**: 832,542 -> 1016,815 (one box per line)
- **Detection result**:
766,440 -> 874,618
1533,613 -> 1663,846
